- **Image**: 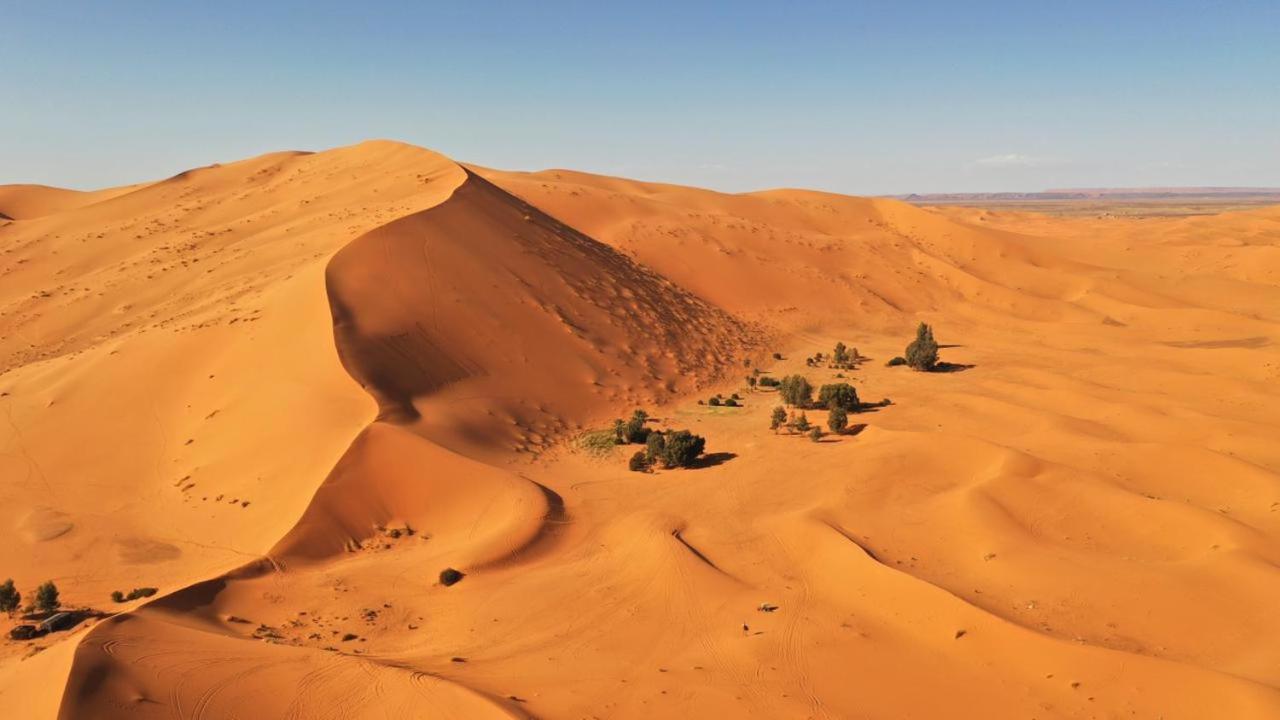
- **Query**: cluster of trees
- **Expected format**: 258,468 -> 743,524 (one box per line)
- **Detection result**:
629,429 -> 707,471
888,323 -> 940,371
770,407 -> 828,441
0,578 -> 60,616
805,342 -> 860,370
776,376 -> 861,413
613,409 -> 708,471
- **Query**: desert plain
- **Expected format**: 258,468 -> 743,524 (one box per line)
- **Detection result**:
0,140 -> 1278,719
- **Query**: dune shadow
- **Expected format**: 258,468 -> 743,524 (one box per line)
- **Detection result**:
689,451 -> 737,469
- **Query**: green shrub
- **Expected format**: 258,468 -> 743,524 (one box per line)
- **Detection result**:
580,429 -> 621,456
724,398 -> 739,407
659,430 -> 707,468
35,581 -> 59,613
645,432 -> 666,461
772,352 -> 783,360
808,427 -> 823,442
111,590 -> 125,603
904,323 -> 939,371
827,406 -> 848,434
0,579 -> 19,615
792,412 -> 811,433
439,568 -> 465,586
886,356 -> 907,367
758,376 -> 780,388
708,396 -> 721,407
770,406 -> 788,433
817,383 -> 860,411
833,342 -> 849,365
617,409 -> 651,443
629,450 -> 651,472
778,375 -> 813,407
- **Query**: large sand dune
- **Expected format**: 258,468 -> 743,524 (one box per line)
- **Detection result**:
1,141 -> 1277,718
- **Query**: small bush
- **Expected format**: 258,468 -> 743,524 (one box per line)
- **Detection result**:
828,406 -> 848,434
111,590 -> 125,603
629,450 -> 651,472
770,406 -> 788,433
439,568 -> 465,586
580,429 -> 621,456
758,376 -> 780,388
0,579 -> 19,615
904,323 -> 939,371
616,409 -> 652,443
35,581 -> 59,613
886,356 -> 907,367
772,352 -> 783,360
724,398 -> 739,407
808,427 -> 823,442
645,432 -> 666,461
792,412 -> 811,433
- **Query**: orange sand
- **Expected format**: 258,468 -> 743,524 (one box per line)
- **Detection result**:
1,141 -> 1277,719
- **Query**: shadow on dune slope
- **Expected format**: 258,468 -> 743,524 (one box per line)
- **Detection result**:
57,158 -> 762,719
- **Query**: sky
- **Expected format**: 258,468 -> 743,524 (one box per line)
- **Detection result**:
3,1 -> 1278,194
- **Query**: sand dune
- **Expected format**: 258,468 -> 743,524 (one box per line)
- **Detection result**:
1,141 -> 1277,718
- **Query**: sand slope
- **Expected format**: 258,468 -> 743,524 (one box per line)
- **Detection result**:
0,143 -> 1277,719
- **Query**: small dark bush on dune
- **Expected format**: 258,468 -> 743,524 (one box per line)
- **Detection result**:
904,323 -> 940,371
770,406 -> 788,433
440,568 -> 465,586
0,579 -> 19,615
827,406 -> 848,434
886,356 -> 906,367
615,409 -> 652,443
629,450 -> 651,472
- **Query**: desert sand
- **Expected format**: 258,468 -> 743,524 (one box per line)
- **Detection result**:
1,140 -> 1277,719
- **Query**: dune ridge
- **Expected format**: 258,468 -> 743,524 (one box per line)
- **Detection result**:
0,141 -> 1276,719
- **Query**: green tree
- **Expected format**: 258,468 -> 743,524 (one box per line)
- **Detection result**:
628,450 -> 651,472
618,409 -> 651,443
0,579 -> 19,615
660,430 -> 707,468
770,406 -> 788,433
833,342 -> 849,365
793,412 -> 811,433
817,383 -> 860,411
35,581 -> 59,613
905,322 -> 939,371
827,406 -> 848,434
645,431 -> 666,462
778,375 -> 813,407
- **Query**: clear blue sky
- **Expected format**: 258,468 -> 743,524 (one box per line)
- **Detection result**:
3,1 -> 1277,194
